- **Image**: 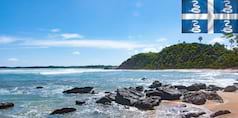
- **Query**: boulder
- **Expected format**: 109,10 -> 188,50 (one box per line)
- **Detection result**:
187,83 -> 206,91
63,87 -> 93,94
96,96 -> 112,105
183,112 -> 206,118
224,85 -> 237,92
0,103 -> 14,109
174,85 -> 187,90
149,81 -> 162,88
156,87 -> 182,100
36,86 -> 44,89
134,96 -> 161,110
206,85 -> 223,91
182,92 -> 206,105
50,108 -> 76,115
115,88 -> 144,106
203,91 -> 223,103
141,77 -> 147,81
75,101 -> 86,105
146,87 -> 182,100
135,86 -> 144,92
145,89 -> 163,97
233,83 -> 238,88
210,110 -> 231,117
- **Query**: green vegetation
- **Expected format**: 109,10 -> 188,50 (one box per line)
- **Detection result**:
118,43 -> 238,69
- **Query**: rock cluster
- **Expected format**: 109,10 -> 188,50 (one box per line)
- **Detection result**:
0,103 -> 14,109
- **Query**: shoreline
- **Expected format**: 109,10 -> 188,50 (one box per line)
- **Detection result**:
202,91 -> 238,118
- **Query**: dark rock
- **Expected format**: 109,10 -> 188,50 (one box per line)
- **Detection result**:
206,85 -> 223,91
115,88 -> 144,106
134,96 -> 161,110
141,77 -> 147,81
210,110 -> 231,117
224,85 -> 237,92
187,83 -> 206,91
135,86 -> 144,92
174,85 -> 187,90
96,96 -> 112,105
183,112 -> 206,118
63,87 -> 93,94
91,90 -> 96,94
149,81 -> 162,88
104,91 -> 111,94
75,101 -> 86,105
0,103 -> 14,109
233,83 -> 238,88
36,86 -> 43,89
156,87 -> 182,100
203,91 -> 223,103
106,93 -> 116,101
182,92 -> 206,105
146,87 -> 182,100
145,90 -> 163,97
50,108 -> 76,115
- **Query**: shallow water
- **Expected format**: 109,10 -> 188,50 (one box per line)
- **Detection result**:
0,68 -> 237,118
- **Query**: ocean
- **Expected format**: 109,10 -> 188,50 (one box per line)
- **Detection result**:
0,68 -> 237,118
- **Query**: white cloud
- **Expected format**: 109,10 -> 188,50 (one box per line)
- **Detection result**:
61,33 -> 84,39
142,46 -> 164,53
156,38 -> 167,42
51,28 -> 61,33
72,51 -> 80,55
0,36 -> 18,44
209,37 -> 225,44
8,58 -> 19,62
22,39 -> 147,50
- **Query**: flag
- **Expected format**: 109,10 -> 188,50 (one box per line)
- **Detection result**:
182,0 -> 238,33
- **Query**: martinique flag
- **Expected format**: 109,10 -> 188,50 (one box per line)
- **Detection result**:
182,0 -> 238,33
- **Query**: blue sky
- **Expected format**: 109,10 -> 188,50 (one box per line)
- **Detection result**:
0,0 -> 228,66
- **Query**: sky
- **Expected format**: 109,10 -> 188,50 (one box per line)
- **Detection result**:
0,0 -> 230,66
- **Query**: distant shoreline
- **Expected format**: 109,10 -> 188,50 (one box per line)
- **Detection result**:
1,67 -> 238,73
0,65 -> 118,69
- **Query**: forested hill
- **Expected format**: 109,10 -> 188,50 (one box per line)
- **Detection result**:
118,43 -> 238,69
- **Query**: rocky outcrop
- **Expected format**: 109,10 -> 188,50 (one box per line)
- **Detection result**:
36,86 -> 44,89
75,101 -> 86,105
134,96 -> 161,110
135,86 -> 144,92
0,103 -> 14,109
210,110 -> 231,117
183,112 -> 206,118
96,96 -> 113,105
149,81 -> 162,88
206,85 -> 223,91
203,91 -> 223,103
224,85 -> 237,92
145,87 -> 182,100
187,83 -> 206,91
174,85 -> 187,90
63,87 -> 93,94
182,92 -> 206,105
50,108 -> 76,115
115,87 -> 144,106
156,87 -> 182,100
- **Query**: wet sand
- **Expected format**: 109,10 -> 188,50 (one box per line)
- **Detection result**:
203,91 -> 238,118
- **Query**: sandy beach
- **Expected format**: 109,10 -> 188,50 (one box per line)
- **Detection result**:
202,91 -> 238,118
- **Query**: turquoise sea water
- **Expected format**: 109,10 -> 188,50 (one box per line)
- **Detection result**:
0,68 -> 237,118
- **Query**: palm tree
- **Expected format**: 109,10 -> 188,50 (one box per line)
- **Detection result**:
229,38 -> 235,49
198,36 -> 203,43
